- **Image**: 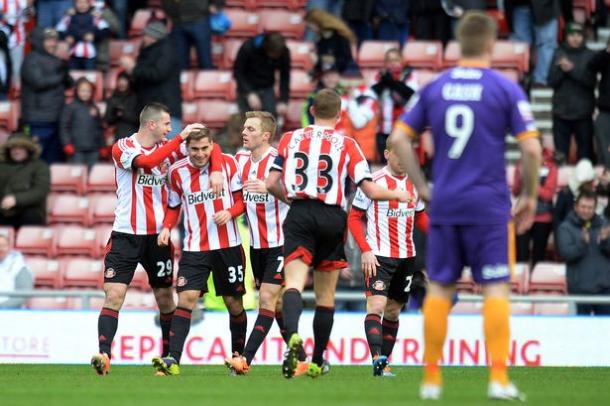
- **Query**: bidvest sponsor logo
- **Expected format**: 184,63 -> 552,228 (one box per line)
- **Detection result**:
386,208 -> 414,218
187,190 -> 225,205
244,192 -> 269,204
136,174 -> 166,186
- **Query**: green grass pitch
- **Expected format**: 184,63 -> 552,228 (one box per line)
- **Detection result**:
2,365 -> 609,406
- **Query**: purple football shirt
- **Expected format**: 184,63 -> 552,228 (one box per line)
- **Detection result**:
397,65 -> 538,225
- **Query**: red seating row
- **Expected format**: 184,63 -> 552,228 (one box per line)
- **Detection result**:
45,193 -> 115,225
51,163 -> 114,194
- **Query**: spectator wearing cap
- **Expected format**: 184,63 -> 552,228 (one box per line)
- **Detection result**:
0,234 -> 34,309
162,0 -> 224,70
0,133 -> 50,229
301,62 -> 344,127
548,22 -> 596,163
588,37 -> 610,168
21,27 -> 73,164
104,71 -> 139,140
233,32 -> 291,117
120,21 -> 182,138
554,158 -> 597,233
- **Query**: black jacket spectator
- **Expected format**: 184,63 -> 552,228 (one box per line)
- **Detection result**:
0,133 -> 50,228
588,48 -> 610,113
131,25 -> 182,118
104,72 -> 139,140
60,95 -> 104,153
0,31 -> 12,97
233,34 -> 290,103
162,0 -> 224,24
20,27 -> 72,123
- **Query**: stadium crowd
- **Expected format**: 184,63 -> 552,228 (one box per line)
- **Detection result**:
1,0 -> 610,315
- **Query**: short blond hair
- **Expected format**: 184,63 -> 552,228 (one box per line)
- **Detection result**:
456,11 -> 497,58
245,111 -> 276,136
313,89 -> 341,119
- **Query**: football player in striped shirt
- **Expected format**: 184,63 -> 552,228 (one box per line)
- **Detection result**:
225,111 -> 307,375
91,103 -> 224,376
266,89 -> 411,379
348,138 -> 429,377
152,127 -> 247,376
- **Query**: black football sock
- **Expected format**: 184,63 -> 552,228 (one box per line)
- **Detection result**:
281,288 -> 303,337
276,310 -> 306,361
98,307 -> 119,358
312,306 -> 335,367
381,317 -> 399,358
168,307 -> 192,363
364,313 -> 383,358
229,310 -> 247,355
243,309 -> 274,364
159,310 -> 174,357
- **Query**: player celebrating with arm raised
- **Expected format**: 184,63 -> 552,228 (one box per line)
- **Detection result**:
388,12 -> 541,401
266,89 -> 411,379
348,138 -> 429,378
152,127 -> 247,376
91,103 -> 224,376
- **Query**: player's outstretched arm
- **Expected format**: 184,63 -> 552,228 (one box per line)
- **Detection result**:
265,170 -> 289,204
387,127 -> 430,202
359,179 -> 411,203
513,137 -> 542,234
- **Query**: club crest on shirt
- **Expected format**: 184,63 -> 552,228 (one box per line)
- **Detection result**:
177,276 -> 187,287
104,268 -> 115,278
372,280 -> 386,291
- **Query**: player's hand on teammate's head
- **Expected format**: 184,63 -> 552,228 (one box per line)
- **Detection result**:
213,210 -> 232,226
245,179 -> 267,194
361,251 -> 379,278
157,228 -> 171,247
209,171 -> 224,197
512,196 -> 536,235
179,123 -> 205,140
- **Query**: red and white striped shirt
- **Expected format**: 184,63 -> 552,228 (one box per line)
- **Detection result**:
168,154 -> 242,252
111,135 -> 184,235
235,147 -> 288,249
272,125 -> 371,209
351,167 -> 425,258
0,0 -> 28,48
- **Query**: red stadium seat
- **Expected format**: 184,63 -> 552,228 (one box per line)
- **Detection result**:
50,164 -> 88,194
180,70 -> 196,102
88,163 -> 115,192
61,257 -> 103,288
182,102 -> 200,125
530,262 -> 567,293
15,226 -> 56,256
67,70 -> 104,102
193,70 -> 235,99
258,9 -> 305,39
533,301 -> 571,315
129,8 -> 167,37
256,0 -> 304,9
491,41 -> 530,74
27,297 -> 69,310
89,193 -> 117,224
48,194 -> 90,225
443,40 -> 460,67
497,68 -> 520,83
224,8 -> 260,38
226,0 -> 256,9
108,39 -> 140,67
0,101 -> 19,131
510,262 -> 530,294
95,224 -> 113,257
414,69 -> 440,88
288,69 -> 315,98
197,100 -> 238,129
222,39 -> 244,70
285,99 -> 303,131
26,256 -> 63,288
55,225 -> 98,257
358,41 -> 400,69
402,41 -> 443,70
286,40 -> 315,70
0,226 -> 15,245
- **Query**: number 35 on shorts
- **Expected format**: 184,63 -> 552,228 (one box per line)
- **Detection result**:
228,265 -> 244,283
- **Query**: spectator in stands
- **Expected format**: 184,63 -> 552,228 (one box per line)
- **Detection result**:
597,168 -> 610,220
0,30 -> 11,101
301,62 -> 344,126
233,32 -> 290,117
37,0 -> 72,29
104,71 -> 138,140
372,0 -> 410,46
60,77 -> 104,169
410,0 -> 452,45
21,27 -> 73,164
162,0 -> 223,70
0,0 -> 33,85
55,0 -> 110,70
341,0 -> 374,46
120,21 -> 182,138
556,189 -> 610,315
93,1 -> 121,72
305,8 -> 359,75
513,146 -> 558,268
588,38 -> 610,168
344,82 -> 378,163
0,234 -> 33,309
370,48 -> 416,163
506,0 -> 559,86
554,158 -> 596,233
107,0 -> 127,39
548,22 -> 596,163
0,132 -> 50,228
